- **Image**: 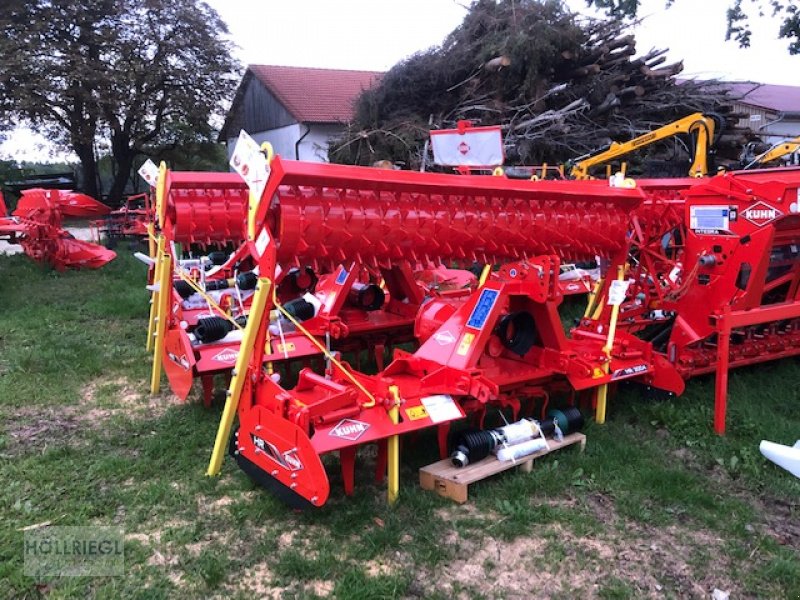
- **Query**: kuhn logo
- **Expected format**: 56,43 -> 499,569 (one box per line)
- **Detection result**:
742,201 -> 783,227
329,419 -> 370,441
211,349 -> 238,363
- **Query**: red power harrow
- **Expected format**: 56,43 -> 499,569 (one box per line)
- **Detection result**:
145,151 -> 800,507
577,166 -> 800,433
189,156 -> 687,508
0,188 -> 116,270
146,170 -> 250,401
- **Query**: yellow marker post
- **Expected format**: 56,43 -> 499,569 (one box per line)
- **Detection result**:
145,232 -> 161,353
595,266 -> 625,424
147,222 -> 156,263
387,385 -> 401,504
155,162 -> 168,229
146,164 -> 168,353
149,241 -> 172,394
583,277 -> 604,319
207,277 -> 272,476
478,264 -> 491,287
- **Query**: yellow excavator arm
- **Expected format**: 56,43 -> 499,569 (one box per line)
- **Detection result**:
744,136 -> 800,169
569,112 -> 718,180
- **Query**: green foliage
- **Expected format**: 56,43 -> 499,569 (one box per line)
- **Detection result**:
589,0 -> 800,55
153,142 -> 230,173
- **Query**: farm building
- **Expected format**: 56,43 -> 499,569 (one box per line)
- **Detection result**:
219,65 -> 381,163
726,81 -> 800,144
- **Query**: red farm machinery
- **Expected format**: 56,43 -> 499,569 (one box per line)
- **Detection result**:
141,141 -> 800,508
0,188 -> 116,270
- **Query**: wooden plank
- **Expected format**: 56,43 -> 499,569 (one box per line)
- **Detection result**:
419,432 -> 586,504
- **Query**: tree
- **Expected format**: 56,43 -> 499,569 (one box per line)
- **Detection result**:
0,0 -> 239,203
588,0 -> 800,54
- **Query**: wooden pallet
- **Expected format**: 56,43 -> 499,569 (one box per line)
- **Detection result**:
419,432 -> 586,503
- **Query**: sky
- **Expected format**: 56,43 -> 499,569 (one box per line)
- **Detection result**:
3,0 -> 800,162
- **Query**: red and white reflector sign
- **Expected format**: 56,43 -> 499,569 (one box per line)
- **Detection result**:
138,159 -> 159,188
430,124 -> 504,167
230,129 -> 270,201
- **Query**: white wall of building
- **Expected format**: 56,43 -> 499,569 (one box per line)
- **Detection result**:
297,123 -> 344,162
762,118 -> 800,143
226,122 -> 344,163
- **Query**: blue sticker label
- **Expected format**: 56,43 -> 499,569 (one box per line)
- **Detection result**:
335,269 -> 348,285
466,289 -> 499,330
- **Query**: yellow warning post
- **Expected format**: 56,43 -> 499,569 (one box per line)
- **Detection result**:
387,385 -> 401,504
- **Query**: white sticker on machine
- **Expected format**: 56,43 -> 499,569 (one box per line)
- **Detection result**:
255,227 -> 271,258
421,395 -> 461,423
607,280 -> 631,306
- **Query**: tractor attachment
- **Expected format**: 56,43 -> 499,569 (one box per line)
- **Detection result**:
0,188 -> 116,270
202,152 -> 684,507
577,167 -> 800,431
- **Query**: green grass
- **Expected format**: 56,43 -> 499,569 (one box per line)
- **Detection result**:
0,255 -> 798,598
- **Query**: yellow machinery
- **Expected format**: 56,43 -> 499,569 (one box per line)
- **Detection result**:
569,112 -> 719,179
743,136 -> 800,169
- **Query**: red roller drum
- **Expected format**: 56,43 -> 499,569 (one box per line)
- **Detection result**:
259,158 -> 645,269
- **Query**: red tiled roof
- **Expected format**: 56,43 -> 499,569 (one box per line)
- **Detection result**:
249,65 -> 382,123
725,81 -> 800,113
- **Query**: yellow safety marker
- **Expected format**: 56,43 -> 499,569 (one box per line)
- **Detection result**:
155,161 -> 168,229
595,265 -> 625,424
207,277 -> 273,476
583,277 -> 604,319
478,264 -> 491,287
145,231 -> 161,353
147,222 -> 156,263
146,164 -> 168,352
149,239 -> 172,394
387,385 -> 401,504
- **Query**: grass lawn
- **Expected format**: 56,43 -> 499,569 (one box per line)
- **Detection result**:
0,252 -> 798,599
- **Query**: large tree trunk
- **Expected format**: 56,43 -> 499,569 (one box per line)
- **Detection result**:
73,142 -> 100,200
108,134 -> 136,206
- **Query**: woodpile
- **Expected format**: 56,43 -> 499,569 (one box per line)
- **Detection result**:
329,0 -> 754,173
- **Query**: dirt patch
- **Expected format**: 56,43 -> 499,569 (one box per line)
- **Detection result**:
127,518 -> 227,587
419,501 -> 736,599
756,495 -> 800,549
226,562 -> 285,598
4,407 -> 84,454
81,376 -> 180,419
700,448 -> 800,552
3,376 -> 180,455
221,561 -> 334,599
309,580 -> 334,597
